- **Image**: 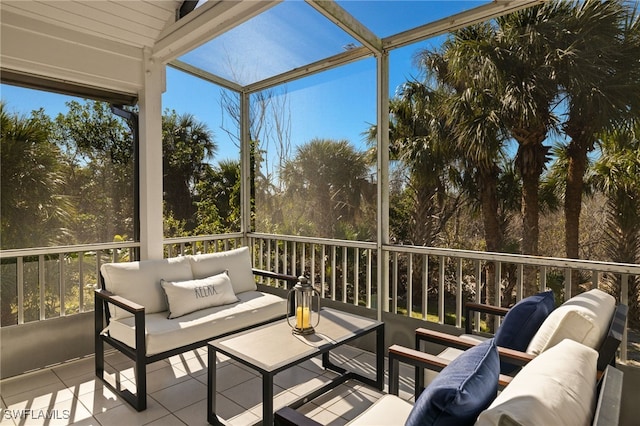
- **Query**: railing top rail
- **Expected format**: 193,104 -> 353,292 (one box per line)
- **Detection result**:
0,241 -> 140,259
386,243 -> 640,274
163,232 -> 244,245
249,232 -> 377,250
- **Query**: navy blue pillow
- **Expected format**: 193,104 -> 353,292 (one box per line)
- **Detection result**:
494,290 -> 554,373
405,338 -> 499,426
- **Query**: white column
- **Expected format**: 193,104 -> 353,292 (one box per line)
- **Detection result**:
137,48 -> 165,260
240,91 -> 251,243
376,51 -> 390,320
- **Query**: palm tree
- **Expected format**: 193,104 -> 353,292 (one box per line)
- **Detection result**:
280,138 -> 374,239
555,1 -> 640,284
0,102 -> 71,249
162,111 -> 217,233
593,123 -> 640,327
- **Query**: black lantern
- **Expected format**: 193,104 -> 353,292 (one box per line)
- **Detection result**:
287,276 -> 320,335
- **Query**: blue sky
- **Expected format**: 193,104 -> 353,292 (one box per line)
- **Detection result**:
1,1 -> 485,163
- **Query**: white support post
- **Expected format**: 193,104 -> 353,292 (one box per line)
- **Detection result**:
376,51 -> 390,321
240,91 -> 251,245
138,48 -> 165,260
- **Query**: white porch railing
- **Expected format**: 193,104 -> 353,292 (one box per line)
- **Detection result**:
1,233 -> 637,362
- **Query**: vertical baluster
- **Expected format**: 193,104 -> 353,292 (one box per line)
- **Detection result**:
474,260 -> 482,332
516,264 -> 523,301
39,254 -> 45,320
564,268 -> 572,300
331,246 -> 337,301
354,248 -> 359,306
392,252 -> 399,314
422,254 -> 429,321
311,244 -> 316,288
367,249 -> 372,309
456,258 -> 462,328
342,246 -> 348,303
79,252 -> 85,313
17,256 -> 24,325
321,245 -> 327,299
438,256 -> 445,324
495,261 -> 502,330
302,243 -> 307,276
408,253 -> 413,317
540,266 -> 547,291
292,241 -> 297,277
60,253 -> 65,317
592,270 -> 599,290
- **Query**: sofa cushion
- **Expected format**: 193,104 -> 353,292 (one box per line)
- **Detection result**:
101,256 -> 193,320
107,290 -> 286,355
346,394 -> 414,426
526,288 -> 615,355
161,271 -> 239,319
406,338 -> 499,426
189,247 -> 256,294
495,290 -> 554,373
475,339 -> 598,426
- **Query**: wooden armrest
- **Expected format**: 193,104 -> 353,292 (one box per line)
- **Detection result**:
415,328 -> 478,351
465,302 -> 510,317
274,406 -> 322,426
252,268 -> 298,286
389,344 -> 513,387
95,288 -> 144,313
414,328 -> 535,368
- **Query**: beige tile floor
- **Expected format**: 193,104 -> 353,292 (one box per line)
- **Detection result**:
0,345 -> 415,426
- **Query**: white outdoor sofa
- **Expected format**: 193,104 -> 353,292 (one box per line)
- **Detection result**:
94,246 -> 297,411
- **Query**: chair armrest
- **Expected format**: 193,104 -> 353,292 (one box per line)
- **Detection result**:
592,365 -> 623,426
274,406 -> 322,426
464,302 -> 510,334
414,328 -> 535,368
252,268 -> 299,288
389,345 -> 513,389
95,288 -> 144,314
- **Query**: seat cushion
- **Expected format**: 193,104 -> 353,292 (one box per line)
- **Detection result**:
161,271 -> 239,319
526,289 -> 615,355
406,338 -> 499,426
189,247 -> 256,294
107,291 -> 286,355
475,339 -> 598,426
346,394 -> 414,426
494,291 -> 554,373
101,256 -> 193,320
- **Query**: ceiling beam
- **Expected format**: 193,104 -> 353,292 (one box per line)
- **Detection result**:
384,0 -> 545,50
305,0 -> 382,53
244,45 -> 371,94
153,0 -> 282,63
168,59 -> 243,93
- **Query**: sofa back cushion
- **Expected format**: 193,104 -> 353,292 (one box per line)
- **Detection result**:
189,246 -> 256,294
101,256 -> 193,320
495,290 -> 554,373
526,288 -> 615,355
475,339 -> 597,426
161,271 -> 239,319
405,338 -> 499,426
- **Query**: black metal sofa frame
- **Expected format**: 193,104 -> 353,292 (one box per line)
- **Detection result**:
95,268 -> 297,411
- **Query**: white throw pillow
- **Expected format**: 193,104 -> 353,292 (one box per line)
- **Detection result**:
526,288 -> 615,355
101,256 -> 193,320
475,339 -> 597,426
188,247 -> 256,294
161,271 -> 239,319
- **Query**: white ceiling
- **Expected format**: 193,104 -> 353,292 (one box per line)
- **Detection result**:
1,0 -> 181,49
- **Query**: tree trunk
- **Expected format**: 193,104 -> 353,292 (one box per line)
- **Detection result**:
514,131 -> 549,295
564,138 -> 589,295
